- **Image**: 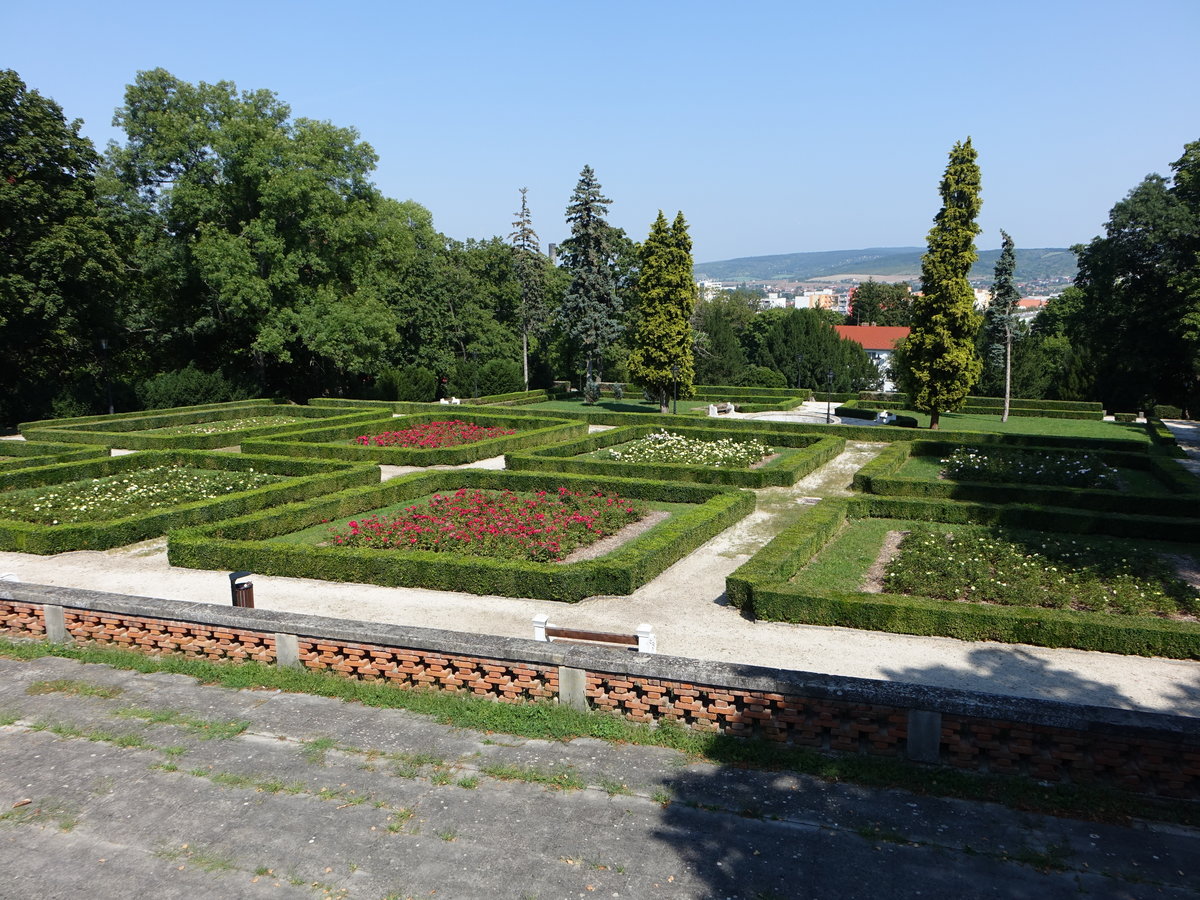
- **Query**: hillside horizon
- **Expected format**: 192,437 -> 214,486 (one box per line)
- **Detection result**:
694,246 -> 1077,284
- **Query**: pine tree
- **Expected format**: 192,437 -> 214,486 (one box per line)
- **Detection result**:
628,211 -> 697,413
986,229 -> 1021,420
903,138 -> 984,429
558,165 -> 622,388
509,187 -> 549,389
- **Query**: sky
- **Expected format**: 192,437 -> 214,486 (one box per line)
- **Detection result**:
6,1 -> 1199,263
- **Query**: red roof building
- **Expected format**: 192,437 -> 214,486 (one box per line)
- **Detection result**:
834,325 -> 910,350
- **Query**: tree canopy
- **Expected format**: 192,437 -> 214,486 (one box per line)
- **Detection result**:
627,211 -> 697,412
901,138 -> 984,428
0,69 -> 123,423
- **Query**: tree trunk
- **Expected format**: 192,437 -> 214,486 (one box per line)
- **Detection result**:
929,409 -> 940,430
660,386 -> 669,415
522,330 -> 529,391
1002,326 -> 1012,423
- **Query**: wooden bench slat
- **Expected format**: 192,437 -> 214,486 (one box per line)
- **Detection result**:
545,626 -> 638,646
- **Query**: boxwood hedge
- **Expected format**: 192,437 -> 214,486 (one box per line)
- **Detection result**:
18,398 -> 274,432
242,412 -> 585,466
21,403 -> 381,451
0,441 -> 109,473
505,425 -> 845,487
0,451 -> 379,554
168,468 -> 755,602
725,499 -> 1200,658
853,440 -> 1198,517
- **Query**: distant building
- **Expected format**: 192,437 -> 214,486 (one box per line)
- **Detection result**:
834,325 -> 911,392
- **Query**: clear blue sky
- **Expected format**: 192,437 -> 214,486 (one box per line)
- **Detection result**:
6,1 -> 1199,262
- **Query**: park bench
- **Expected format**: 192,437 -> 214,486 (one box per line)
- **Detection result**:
532,614 -> 656,653
707,402 -> 735,416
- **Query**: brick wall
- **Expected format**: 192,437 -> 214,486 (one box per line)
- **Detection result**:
2,586 -> 1198,799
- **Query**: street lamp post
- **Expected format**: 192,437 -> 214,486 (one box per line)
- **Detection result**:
825,369 -> 834,424
671,364 -> 679,415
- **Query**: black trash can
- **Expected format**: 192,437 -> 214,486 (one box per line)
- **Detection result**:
229,571 -> 254,608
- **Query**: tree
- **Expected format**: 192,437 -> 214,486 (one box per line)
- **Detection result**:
509,187 -> 551,389
557,165 -> 622,387
902,138 -> 984,429
628,211 -> 697,412
1070,140 -> 1200,413
102,68 -> 402,398
0,69 -> 122,425
985,230 -> 1020,420
849,280 -> 913,326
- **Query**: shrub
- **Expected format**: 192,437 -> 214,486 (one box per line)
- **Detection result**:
583,379 -> 601,404
477,359 -> 524,396
1154,404 -> 1185,419
376,365 -> 438,402
612,383 -> 625,400
733,365 -> 787,388
138,365 -> 247,410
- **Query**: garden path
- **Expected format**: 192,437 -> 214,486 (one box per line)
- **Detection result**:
4,440 -> 1200,717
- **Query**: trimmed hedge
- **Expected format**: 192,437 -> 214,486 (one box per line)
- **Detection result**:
845,495 -> 1200,542
242,413 -> 585,466
1113,413 -> 1139,423
0,451 -> 379,554
859,392 -> 1105,413
725,500 -> 1200,657
852,440 -> 1198,517
0,441 -> 109,473
1145,418 -> 1187,457
21,404 -> 381,451
470,389 -> 553,406
505,426 -> 845,488
693,384 -> 811,398
1154,405 -> 1185,420
168,468 -> 756,602
309,398 -> 1152,451
19,398 -> 275,432
852,398 -> 1105,421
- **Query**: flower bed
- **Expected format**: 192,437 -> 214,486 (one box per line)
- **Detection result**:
168,468 -> 754,601
599,430 -> 771,467
0,452 -> 378,554
884,525 -> 1197,617
0,465 -> 285,525
355,420 -> 516,449
241,413 -> 584,466
506,425 -> 844,488
854,441 -> 1198,518
20,402 -> 380,451
141,415 -> 307,436
940,447 -> 1115,489
330,487 -> 644,562
726,499 -> 1200,657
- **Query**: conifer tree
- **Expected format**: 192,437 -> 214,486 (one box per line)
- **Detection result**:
902,138 -> 984,429
986,229 -> 1021,420
558,165 -> 622,387
509,187 -> 549,389
628,211 -> 697,412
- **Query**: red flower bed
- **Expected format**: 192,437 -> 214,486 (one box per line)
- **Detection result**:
354,420 -> 516,449
329,487 -> 646,562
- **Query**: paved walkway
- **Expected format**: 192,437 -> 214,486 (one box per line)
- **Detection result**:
3,443 -> 1199,718
2,654 -> 1197,900
1162,419 -> 1200,478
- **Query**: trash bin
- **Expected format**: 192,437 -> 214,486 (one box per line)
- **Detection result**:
229,571 -> 254,608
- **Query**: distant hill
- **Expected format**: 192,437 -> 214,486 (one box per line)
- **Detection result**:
694,247 -> 1077,284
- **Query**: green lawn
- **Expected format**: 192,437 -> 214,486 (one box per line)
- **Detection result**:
896,411 -> 1150,443
894,454 -> 1171,495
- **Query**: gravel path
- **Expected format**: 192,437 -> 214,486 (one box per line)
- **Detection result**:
4,441 -> 1200,717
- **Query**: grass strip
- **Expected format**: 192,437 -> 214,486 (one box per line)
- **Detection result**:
2,638 -> 1197,826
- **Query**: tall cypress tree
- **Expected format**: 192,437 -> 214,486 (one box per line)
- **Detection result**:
509,187 -> 549,389
986,229 -> 1020,420
903,138 -> 984,429
558,165 -> 621,386
628,211 -> 697,412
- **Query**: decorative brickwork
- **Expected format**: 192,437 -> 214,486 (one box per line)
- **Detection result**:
1,593 -> 1197,799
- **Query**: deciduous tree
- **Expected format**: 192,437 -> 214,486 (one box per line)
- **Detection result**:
0,69 -> 122,425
